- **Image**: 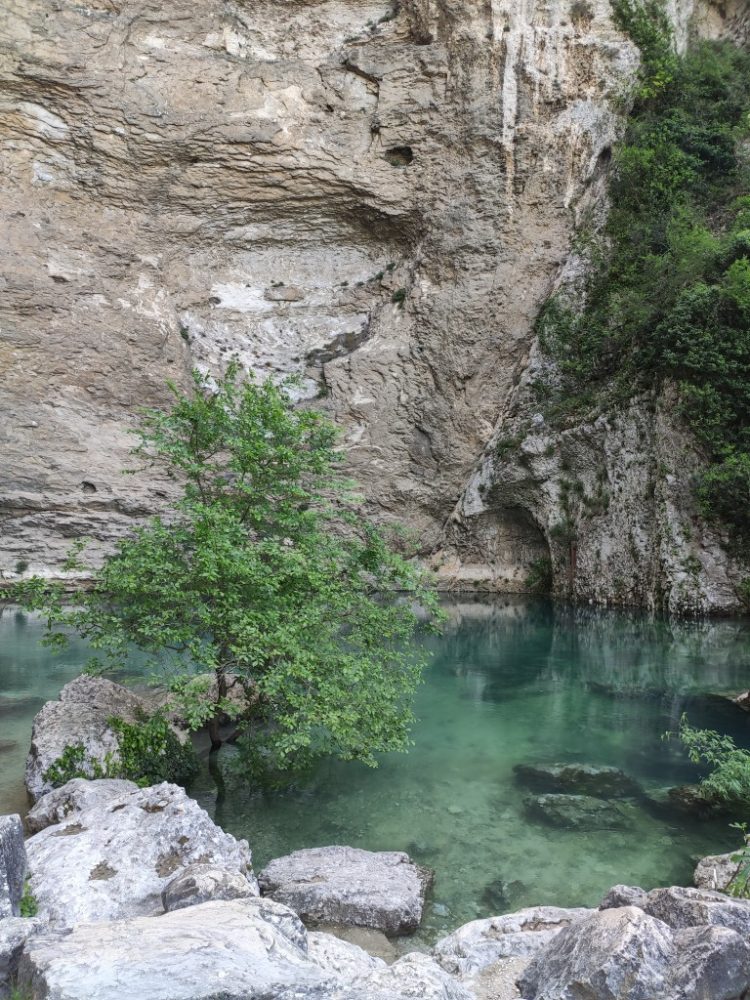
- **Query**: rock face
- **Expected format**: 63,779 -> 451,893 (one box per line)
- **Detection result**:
25,780 -> 257,928
0,0 -> 744,612
25,777 -> 139,834
162,863 -> 258,912
258,845 -> 431,935
18,897 -> 468,1000
513,763 -> 642,799
518,889 -> 750,1000
0,917 -> 42,999
518,906 -> 676,1000
0,815 -> 25,919
433,906 -> 592,979
25,676 -> 151,802
694,852 -> 738,892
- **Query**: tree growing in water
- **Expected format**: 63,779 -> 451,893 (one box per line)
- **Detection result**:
17,365 -> 440,778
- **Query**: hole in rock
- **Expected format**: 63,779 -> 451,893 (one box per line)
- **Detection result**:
81,481 -> 97,493
385,146 -> 414,167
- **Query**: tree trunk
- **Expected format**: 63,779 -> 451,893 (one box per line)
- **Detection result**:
208,664 -> 229,753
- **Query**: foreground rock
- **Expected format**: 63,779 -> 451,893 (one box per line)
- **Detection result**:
25,677 -> 151,802
513,763 -> 642,799
162,863 -> 258,912
524,794 -> 635,831
0,815 -> 25,918
518,895 -> 750,1000
694,852 -> 738,892
259,846 -> 432,935
433,906 -> 592,978
26,781 -> 257,928
18,897 -> 467,1000
25,777 -> 138,834
0,918 -> 41,999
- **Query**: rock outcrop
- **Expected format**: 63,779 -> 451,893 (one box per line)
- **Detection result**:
162,863 -> 259,912
0,816 -> 25,919
25,677 -> 151,802
25,780 -> 257,928
0,0 -> 744,612
17,898 -> 468,1000
259,845 -> 431,935
694,852 -> 738,893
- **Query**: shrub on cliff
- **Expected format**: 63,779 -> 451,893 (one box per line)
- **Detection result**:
14,364 -> 440,780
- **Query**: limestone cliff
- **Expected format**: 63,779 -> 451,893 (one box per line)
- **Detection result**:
0,0 -> 745,611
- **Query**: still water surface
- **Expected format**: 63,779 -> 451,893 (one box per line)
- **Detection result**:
3,598 -> 750,940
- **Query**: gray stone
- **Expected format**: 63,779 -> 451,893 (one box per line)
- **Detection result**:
599,885 -> 647,910
26,777 -> 138,834
0,815 -> 25,918
17,898 -> 333,1000
17,897 -> 468,1000
25,676 -> 151,802
0,917 -> 42,1000
642,885 -> 750,937
694,852 -> 738,892
433,906 -> 592,978
667,925 -> 750,1000
517,906 -> 673,1000
26,780 -> 257,928
513,763 -> 642,799
162,863 -> 259,912
523,794 -> 635,830
259,846 -> 432,936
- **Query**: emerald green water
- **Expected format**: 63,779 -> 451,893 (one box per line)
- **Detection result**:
3,598 -> 750,941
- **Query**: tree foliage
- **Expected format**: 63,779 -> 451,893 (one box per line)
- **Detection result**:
537,3 -> 750,545
15,366 -> 440,779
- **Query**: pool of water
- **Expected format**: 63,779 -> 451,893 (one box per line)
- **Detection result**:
3,598 -> 750,941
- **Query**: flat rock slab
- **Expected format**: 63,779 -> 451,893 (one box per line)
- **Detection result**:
26,780 -> 257,928
25,676 -> 150,802
433,906 -> 592,978
18,898 -> 468,1000
523,794 -> 635,830
26,778 -> 138,834
259,846 -> 432,935
513,763 -> 642,799
0,814 -> 25,918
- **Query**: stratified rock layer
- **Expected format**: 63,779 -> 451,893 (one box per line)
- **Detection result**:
1,0 -> 744,612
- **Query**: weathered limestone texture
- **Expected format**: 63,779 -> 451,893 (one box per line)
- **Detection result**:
0,0 -> 743,610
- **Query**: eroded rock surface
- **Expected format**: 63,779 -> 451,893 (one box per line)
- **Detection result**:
25,781 -> 257,928
25,777 -> 138,834
0,917 -> 42,999
1,0 -> 743,611
694,852 -> 738,892
0,815 -> 25,919
259,845 -> 431,935
25,676 -> 150,802
162,863 -> 258,912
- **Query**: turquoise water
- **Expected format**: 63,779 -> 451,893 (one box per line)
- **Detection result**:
3,598 -> 750,941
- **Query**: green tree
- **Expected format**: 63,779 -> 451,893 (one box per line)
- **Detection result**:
15,365 -> 440,778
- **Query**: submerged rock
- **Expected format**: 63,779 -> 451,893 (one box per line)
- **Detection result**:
523,794 -> 635,830
513,763 -> 642,799
0,815 -> 25,918
259,845 -> 432,936
518,906 -> 673,1000
26,781 -> 257,928
694,852 -> 738,893
433,906 -> 592,978
162,863 -> 258,912
25,676 -> 150,802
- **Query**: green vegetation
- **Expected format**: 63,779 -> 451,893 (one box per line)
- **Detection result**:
524,557 -> 553,594
17,364 -> 439,781
676,715 -> 750,896
537,0 -> 750,545
42,714 -> 198,789
19,880 -> 38,918
391,288 -> 407,307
